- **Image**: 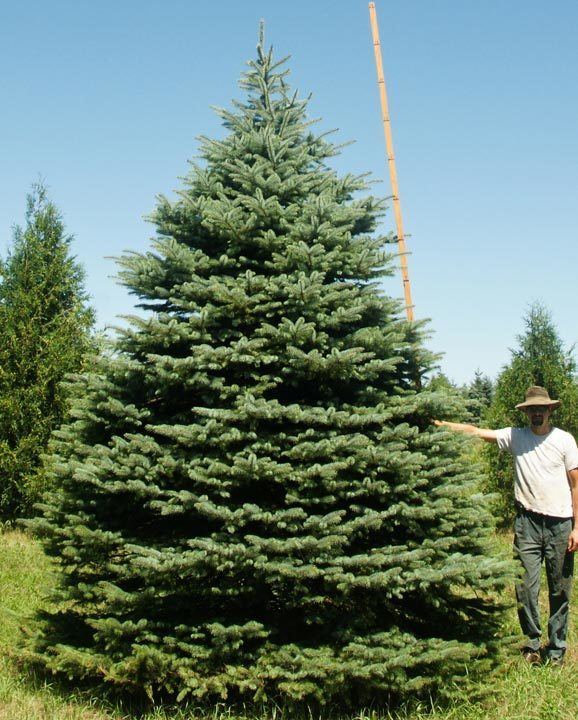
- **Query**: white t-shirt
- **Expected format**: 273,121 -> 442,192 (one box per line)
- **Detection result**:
495,427 -> 578,517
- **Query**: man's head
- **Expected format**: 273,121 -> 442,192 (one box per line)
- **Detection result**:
515,386 -> 560,431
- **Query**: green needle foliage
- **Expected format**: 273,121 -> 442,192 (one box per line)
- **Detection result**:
28,36 -> 514,708
483,302 -> 578,527
0,183 -> 94,518
465,371 -> 494,424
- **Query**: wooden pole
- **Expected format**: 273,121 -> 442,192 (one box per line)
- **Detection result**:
368,2 -> 414,321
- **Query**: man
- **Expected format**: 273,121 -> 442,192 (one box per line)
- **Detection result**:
436,385 -> 578,665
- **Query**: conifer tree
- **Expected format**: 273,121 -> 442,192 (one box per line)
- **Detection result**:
483,303 -> 578,526
29,38 -> 514,706
466,370 -> 494,423
0,183 -> 94,517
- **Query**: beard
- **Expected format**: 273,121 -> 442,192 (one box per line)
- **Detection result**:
530,414 -> 545,427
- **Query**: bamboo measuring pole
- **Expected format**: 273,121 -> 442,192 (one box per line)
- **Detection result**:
368,2 -> 414,321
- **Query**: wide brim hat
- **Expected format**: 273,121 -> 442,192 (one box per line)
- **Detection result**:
515,385 -> 560,410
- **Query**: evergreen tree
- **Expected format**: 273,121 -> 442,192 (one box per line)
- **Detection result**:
425,371 -> 457,394
483,303 -> 578,526
465,370 -> 494,423
0,183 -> 94,517
425,371 -> 488,424
29,38 -> 513,707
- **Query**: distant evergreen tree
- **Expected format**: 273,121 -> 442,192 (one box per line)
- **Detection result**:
29,38 -> 513,707
425,371 -> 456,393
466,370 -> 494,423
483,303 -> 578,526
426,372 -> 483,423
0,183 -> 94,517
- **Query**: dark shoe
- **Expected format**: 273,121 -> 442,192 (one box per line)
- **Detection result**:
543,654 -> 564,667
522,650 -> 541,665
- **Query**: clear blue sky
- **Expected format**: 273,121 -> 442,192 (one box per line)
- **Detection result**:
2,1 -> 577,384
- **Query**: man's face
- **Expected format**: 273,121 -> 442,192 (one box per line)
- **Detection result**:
524,405 -> 553,428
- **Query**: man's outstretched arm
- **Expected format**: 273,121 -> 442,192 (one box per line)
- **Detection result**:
433,420 -> 498,443
567,467 -> 578,552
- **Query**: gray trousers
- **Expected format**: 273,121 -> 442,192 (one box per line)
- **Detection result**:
513,507 -> 574,659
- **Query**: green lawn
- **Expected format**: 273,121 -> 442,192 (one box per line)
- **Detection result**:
1,528 -> 577,720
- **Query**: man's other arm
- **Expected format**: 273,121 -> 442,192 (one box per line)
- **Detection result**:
567,467 -> 578,552
433,420 -> 498,444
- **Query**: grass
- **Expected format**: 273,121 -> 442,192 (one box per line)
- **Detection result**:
0,529 -> 113,719
1,528 -> 578,719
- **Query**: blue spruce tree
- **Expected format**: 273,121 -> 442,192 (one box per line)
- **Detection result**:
29,36 -> 513,706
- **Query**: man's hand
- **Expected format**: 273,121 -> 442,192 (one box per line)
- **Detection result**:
433,420 -> 498,443
568,528 -> 578,553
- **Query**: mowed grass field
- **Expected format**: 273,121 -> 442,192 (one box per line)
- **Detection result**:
1,528 -> 578,720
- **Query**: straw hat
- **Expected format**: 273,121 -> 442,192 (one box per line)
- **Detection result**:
515,385 -> 560,410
